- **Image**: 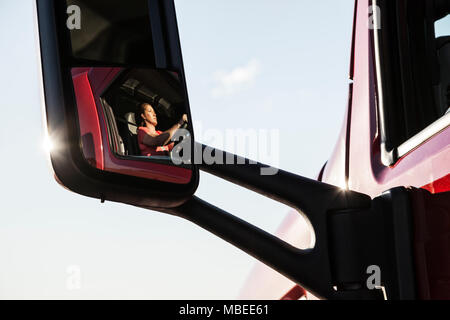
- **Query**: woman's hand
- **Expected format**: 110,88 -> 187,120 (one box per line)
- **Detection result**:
177,114 -> 188,127
142,114 -> 189,147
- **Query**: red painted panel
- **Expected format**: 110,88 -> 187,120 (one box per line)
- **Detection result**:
423,174 -> 450,194
87,67 -> 117,93
72,72 -> 104,170
242,0 -> 449,300
90,67 -> 122,96
280,285 -> 306,300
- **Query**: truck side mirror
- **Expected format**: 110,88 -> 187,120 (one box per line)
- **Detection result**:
36,0 -> 198,209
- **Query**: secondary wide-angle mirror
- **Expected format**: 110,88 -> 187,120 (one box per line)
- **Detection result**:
37,0 -> 198,208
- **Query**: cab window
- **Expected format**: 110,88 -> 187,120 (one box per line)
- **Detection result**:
374,0 -> 450,164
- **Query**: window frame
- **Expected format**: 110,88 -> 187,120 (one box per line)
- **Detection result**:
372,0 -> 450,166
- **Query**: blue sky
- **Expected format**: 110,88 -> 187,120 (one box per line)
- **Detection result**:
0,0 -> 355,299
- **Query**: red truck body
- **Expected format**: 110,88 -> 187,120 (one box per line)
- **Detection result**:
241,0 -> 450,300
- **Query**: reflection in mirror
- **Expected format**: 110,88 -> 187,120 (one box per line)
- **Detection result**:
71,67 -> 193,184
66,0 -> 155,65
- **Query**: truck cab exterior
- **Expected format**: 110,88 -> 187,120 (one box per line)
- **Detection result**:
241,0 -> 450,300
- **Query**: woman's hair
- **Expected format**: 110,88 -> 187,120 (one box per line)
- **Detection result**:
139,102 -> 151,127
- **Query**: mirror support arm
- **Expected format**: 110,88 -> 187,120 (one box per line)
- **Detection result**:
166,144 -> 416,300
167,196 -> 379,300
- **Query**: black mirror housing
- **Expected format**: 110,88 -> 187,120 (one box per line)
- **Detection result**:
36,0 -> 199,209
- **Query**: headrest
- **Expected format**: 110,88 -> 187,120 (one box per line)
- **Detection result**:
125,112 -> 138,135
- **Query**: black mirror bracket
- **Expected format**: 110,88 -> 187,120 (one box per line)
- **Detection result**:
165,145 -> 416,300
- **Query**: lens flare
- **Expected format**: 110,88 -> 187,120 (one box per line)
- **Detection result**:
43,134 -> 55,153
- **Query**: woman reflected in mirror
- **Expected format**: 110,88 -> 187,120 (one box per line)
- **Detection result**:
137,102 -> 187,157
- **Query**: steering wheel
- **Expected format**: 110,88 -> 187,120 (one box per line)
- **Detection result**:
173,121 -> 188,145
179,121 -> 188,130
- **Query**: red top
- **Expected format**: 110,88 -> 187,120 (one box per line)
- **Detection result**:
137,127 -> 174,157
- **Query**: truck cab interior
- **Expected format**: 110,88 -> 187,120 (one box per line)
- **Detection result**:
100,68 -> 187,158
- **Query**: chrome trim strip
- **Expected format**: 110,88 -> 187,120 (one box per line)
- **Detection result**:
397,113 -> 450,157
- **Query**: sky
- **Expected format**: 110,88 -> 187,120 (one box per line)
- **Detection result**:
0,0 -> 356,299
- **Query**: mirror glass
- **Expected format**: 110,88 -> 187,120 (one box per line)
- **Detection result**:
72,67 -> 193,184
66,0 -> 155,65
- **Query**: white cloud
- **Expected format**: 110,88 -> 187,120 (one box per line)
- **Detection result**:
211,59 -> 261,98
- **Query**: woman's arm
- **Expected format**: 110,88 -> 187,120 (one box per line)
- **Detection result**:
142,114 -> 187,147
